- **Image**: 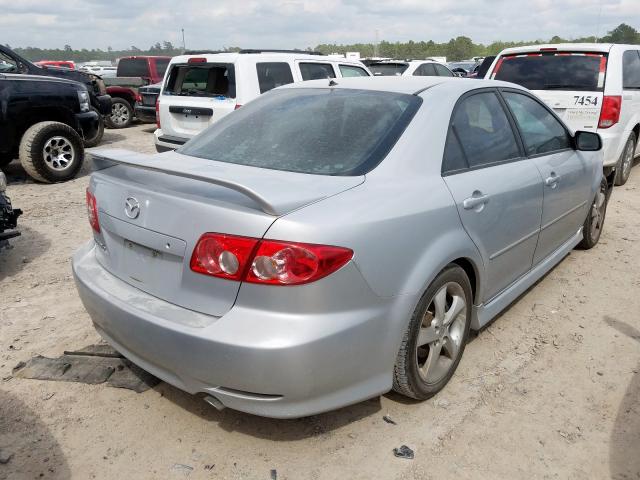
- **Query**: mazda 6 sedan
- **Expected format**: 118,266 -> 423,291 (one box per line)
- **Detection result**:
73,77 -> 608,418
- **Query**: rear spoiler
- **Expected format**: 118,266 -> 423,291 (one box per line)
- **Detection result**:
90,149 -> 281,215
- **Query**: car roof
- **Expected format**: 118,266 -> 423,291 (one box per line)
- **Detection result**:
497,43 -> 619,55
169,52 -> 364,64
278,76 -> 523,96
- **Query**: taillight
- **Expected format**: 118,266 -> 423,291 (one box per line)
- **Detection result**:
234,104 -> 242,110
155,98 -> 160,129
86,189 -> 100,233
190,233 -> 353,286
598,95 -> 621,129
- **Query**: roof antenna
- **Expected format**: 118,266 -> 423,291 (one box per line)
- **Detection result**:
329,79 -> 338,87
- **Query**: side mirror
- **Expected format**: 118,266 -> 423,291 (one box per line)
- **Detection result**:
575,131 -> 602,151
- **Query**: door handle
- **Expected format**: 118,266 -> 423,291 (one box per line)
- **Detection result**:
544,173 -> 560,187
463,191 -> 490,210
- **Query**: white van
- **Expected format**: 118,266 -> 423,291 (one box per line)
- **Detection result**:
154,50 -> 372,152
486,43 -> 640,185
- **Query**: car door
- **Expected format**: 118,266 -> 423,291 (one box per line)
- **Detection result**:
501,90 -> 592,265
442,90 -> 544,302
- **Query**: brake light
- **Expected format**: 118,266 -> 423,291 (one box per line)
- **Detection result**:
540,47 -> 557,52
190,233 -> 353,285
155,98 -> 160,129
188,57 -> 207,63
234,104 -> 242,110
86,189 -> 100,233
598,95 -> 621,128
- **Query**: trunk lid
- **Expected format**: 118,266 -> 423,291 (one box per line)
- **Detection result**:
89,149 -> 363,317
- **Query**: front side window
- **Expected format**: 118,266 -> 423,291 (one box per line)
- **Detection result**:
299,63 -> 335,80
434,64 -> 454,77
0,52 -> 18,73
503,92 -> 571,156
339,65 -> 369,77
257,62 -> 294,93
413,63 -> 436,77
445,92 -> 520,170
179,88 -> 422,176
623,50 -> 640,89
165,63 -> 236,98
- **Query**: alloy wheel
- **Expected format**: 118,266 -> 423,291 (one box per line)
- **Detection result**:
110,102 -> 131,126
42,136 -> 75,171
589,183 -> 607,241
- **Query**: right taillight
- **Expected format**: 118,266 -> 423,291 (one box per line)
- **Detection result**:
598,95 -> 621,129
86,188 -> 100,233
155,98 -> 161,129
190,233 -> 353,286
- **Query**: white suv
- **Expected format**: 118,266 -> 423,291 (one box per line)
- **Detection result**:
154,50 -> 371,152
486,43 -> 640,185
367,60 -> 455,77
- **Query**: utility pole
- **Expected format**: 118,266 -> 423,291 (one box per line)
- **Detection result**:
181,28 -> 186,52
374,29 -> 379,58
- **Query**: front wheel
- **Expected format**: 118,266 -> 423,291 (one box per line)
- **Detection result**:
106,98 -> 133,129
393,265 -> 472,400
577,176 -> 608,250
615,132 -> 636,186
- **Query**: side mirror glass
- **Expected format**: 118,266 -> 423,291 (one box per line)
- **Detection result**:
575,131 -> 602,151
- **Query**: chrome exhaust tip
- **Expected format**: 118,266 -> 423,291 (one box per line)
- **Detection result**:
203,395 -> 225,411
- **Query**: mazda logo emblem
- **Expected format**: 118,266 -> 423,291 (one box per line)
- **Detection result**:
124,197 -> 140,219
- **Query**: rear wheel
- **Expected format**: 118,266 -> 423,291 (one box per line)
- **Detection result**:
615,132 -> 636,186
82,107 -> 105,148
577,176 -> 608,250
106,98 -> 133,129
393,265 -> 472,400
19,121 -> 84,183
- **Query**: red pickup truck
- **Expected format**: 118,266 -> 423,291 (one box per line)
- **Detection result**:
105,56 -> 171,128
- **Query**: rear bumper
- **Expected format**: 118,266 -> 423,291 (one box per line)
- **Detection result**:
599,128 -> 626,167
134,104 -> 156,123
72,241 -> 412,418
153,130 -> 189,152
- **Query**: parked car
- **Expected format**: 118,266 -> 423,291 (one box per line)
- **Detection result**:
75,77 -> 607,418
154,50 -> 372,152
80,66 -> 117,78
104,56 -> 171,129
467,56 -> 496,79
35,60 -> 76,70
0,45 -> 110,147
134,82 -> 162,123
486,43 -> 640,185
0,171 -> 21,250
368,60 -> 455,78
448,61 -> 478,77
0,73 -> 99,182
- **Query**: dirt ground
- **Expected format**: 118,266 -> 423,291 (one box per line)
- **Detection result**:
1,123 -> 639,480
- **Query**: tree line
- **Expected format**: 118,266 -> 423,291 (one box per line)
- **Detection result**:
7,23 -> 640,63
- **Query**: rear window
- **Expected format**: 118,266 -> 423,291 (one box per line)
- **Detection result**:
369,63 -> 409,76
155,58 -> 170,76
165,63 -> 236,98
179,88 -> 422,176
256,62 -> 294,93
118,58 -> 149,77
493,53 -> 606,91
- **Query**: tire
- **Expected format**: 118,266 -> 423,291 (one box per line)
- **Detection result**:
19,121 -> 84,183
577,176 -> 608,250
82,107 -> 105,148
393,265 -> 472,400
106,98 -> 133,129
614,132 -> 636,186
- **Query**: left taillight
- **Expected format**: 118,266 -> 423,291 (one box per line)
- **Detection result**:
155,98 -> 161,129
190,233 -> 353,286
86,188 -> 100,233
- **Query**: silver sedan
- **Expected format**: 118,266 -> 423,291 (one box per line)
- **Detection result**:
73,77 -> 608,418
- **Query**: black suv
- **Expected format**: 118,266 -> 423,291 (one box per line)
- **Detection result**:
0,73 -> 99,183
0,45 -> 111,147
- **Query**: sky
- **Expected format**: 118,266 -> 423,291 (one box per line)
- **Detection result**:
1,0 -> 639,50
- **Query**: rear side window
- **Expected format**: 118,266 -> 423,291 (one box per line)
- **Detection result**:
369,63 -> 409,76
257,62 -> 294,93
503,92 -> 571,156
118,58 -> 149,77
434,64 -> 454,77
179,88 -> 422,176
339,65 -> 369,77
413,64 -> 436,76
299,63 -> 335,80
493,53 -> 606,91
165,63 -> 236,98
445,92 -> 520,170
623,50 -> 640,89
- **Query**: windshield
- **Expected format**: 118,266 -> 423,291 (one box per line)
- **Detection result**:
369,63 -> 409,76
179,88 -> 422,176
494,53 -> 606,91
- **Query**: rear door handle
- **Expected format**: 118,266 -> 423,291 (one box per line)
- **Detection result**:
463,192 -> 490,210
544,173 -> 560,187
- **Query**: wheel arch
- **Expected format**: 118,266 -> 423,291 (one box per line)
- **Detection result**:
16,107 -> 77,140
450,257 -> 481,305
